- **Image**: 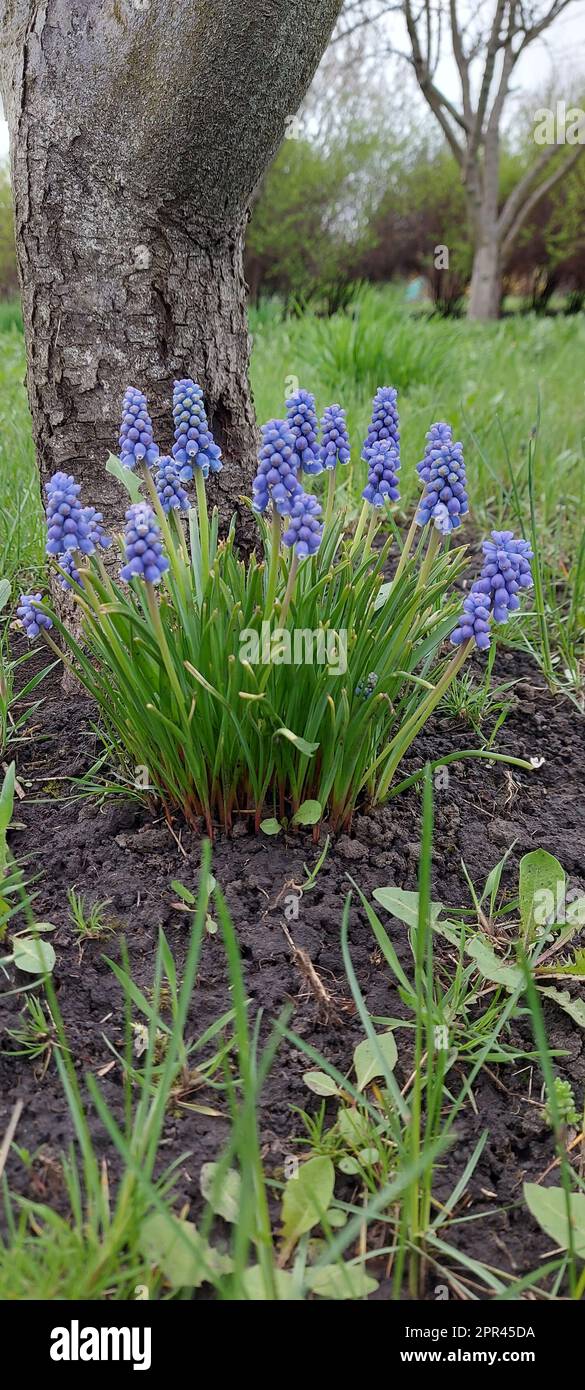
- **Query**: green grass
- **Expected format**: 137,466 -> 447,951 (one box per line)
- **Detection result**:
0,307 -> 43,585
250,286 -> 585,559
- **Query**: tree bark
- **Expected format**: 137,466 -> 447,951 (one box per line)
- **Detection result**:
0,0 -> 343,528
468,236 -> 502,321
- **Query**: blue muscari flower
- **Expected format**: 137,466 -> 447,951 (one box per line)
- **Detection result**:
416,432 -> 468,533
46,472 -> 95,556
362,440 -> 400,508
472,530 -> 533,623
450,591 -> 492,651
57,551 -> 82,591
172,379 -> 222,481
282,491 -> 323,559
252,420 -> 301,516
285,388 -> 322,475
319,403 -> 351,470
155,457 -> 190,514
362,387 -> 400,462
17,593 -> 53,640
55,508 -> 110,589
356,671 -> 378,698
450,530 -> 534,650
83,506 -> 111,551
120,503 -> 169,584
416,421 -> 453,482
119,387 -> 159,470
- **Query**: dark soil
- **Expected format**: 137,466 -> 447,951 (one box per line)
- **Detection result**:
1,643 -> 584,1297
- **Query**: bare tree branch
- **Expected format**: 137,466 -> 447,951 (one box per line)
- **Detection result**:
469,0 -> 509,158
403,0 -> 469,159
449,0 -> 472,126
500,144 -> 585,251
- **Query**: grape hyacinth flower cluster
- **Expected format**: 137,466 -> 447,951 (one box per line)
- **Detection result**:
282,491 -> 323,559
362,386 -> 400,462
172,380 -> 222,480
450,591 -> 492,651
285,389 -> 322,475
17,594 -> 53,640
473,531 -> 534,623
83,506 -> 111,552
252,420 -> 301,516
119,387 -> 159,470
356,671 -> 378,698
120,503 -> 169,585
46,473 -> 96,556
416,430 -> 468,534
416,421 -> 453,482
319,404 -> 350,470
362,440 -> 401,508
155,458 -> 190,514
58,551 -> 82,591
451,531 -> 533,651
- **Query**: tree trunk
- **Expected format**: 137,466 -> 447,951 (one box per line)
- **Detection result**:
468,236 -> 502,321
12,173 -> 256,534
0,0 -> 343,528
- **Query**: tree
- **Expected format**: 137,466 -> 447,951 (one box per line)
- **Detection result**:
338,0 -> 585,319
0,1 -> 343,523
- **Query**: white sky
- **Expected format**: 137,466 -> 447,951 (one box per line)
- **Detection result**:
1,1 -> 584,160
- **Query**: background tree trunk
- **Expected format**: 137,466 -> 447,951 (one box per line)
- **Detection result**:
468,236 -> 502,321
0,0 -> 343,528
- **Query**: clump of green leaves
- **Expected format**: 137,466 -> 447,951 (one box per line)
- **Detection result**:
373,846 -> 585,1036
5,995 -> 57,1077
67,887 -> 116,940
544,1078 -> 580,1130
439,641 -> 516,744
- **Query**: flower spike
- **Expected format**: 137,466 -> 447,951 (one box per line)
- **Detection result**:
119,387 -> 159,470
172,380 -> 222,480
46,473 -> 96,556
362,387 -> 400,462
416,430 -> 468,533
285,388 -> 322,475
17,594 -> 53,640
252,420 -> 301,516
282,491 -> 323,558
120,503 -> 169,584
155,457 -> 190,514
319,404 -> 350,470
